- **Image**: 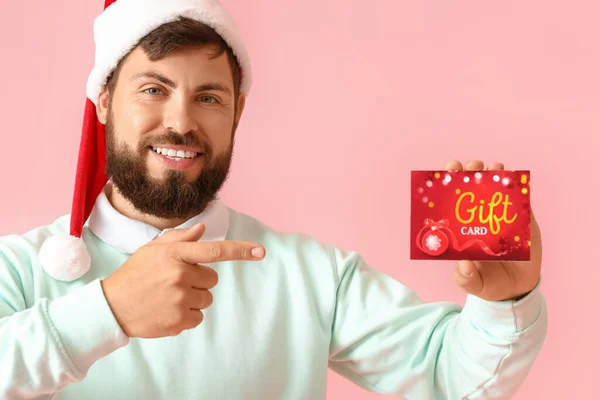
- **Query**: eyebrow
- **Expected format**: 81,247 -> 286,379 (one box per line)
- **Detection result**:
130,71 -> 232,95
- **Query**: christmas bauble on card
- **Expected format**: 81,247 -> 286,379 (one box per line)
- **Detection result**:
421,229 -> 449,256
410,170 -> 531,261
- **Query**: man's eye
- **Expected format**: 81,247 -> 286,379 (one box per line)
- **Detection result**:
200,96 -> 217,103
145,88 -> 162,95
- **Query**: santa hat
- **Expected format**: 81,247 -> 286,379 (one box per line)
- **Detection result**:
38,0 -> 252,281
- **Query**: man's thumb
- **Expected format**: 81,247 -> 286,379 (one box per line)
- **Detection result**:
153,223 -> 206,245
453,260 -> 483,297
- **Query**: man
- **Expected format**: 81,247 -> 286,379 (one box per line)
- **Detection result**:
0,0 -> 546,399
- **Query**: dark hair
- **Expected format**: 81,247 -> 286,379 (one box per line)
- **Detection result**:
105,16 -> 242,98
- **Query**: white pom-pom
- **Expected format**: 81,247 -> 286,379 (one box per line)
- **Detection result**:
39,235 -> 91,282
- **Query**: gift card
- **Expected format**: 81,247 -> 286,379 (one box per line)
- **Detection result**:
410,170 -> 531,261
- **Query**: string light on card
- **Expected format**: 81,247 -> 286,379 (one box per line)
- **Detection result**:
443,174 -> 452,185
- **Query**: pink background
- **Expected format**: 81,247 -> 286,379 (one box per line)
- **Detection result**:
1,0 -> 597,398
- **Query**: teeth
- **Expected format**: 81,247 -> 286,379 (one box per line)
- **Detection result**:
152,146 -> 199,159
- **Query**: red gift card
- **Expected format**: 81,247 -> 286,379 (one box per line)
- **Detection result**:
410,170 -> 531,261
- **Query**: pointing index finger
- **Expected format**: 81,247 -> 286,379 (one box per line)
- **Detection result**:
171,240 -> 266,265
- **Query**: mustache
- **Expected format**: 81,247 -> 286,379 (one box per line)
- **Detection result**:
138,131 -> 209,154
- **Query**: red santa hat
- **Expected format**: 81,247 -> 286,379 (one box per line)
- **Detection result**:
38,0 -> 252,281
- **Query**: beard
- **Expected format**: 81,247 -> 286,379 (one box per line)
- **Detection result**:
104,109 -> 234,220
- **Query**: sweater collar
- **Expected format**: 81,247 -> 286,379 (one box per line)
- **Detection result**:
86,182 -> 229,254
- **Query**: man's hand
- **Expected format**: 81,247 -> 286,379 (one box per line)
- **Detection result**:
446,160 -> 542,302
100,223 -> 266,338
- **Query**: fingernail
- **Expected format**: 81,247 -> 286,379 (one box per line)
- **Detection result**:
251,247 -> 264,258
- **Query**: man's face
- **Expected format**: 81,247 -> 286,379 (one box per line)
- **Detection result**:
97,45 -> 245,219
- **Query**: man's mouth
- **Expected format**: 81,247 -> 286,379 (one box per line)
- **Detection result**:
150,146 -> 203,161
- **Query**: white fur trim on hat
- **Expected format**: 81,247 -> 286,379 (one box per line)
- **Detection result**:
39,235 -> 92,282
86,0 -> 252,105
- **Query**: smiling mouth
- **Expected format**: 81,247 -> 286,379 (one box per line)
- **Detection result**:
149,146 -> 203,161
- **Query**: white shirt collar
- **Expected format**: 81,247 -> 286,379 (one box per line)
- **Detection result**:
86,182 -> 230,254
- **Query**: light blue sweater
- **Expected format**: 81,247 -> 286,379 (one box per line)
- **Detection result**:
0,190 -> 547,399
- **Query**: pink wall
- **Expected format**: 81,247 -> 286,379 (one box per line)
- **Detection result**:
1,0 -> 597,398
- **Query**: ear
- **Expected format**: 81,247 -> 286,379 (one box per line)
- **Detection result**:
96,86 -> 110,125
233,93 -> 246,132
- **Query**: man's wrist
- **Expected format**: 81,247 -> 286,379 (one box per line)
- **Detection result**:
503,290 -> 532,302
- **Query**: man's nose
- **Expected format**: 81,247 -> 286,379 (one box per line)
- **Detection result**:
163,98 -> 199,135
